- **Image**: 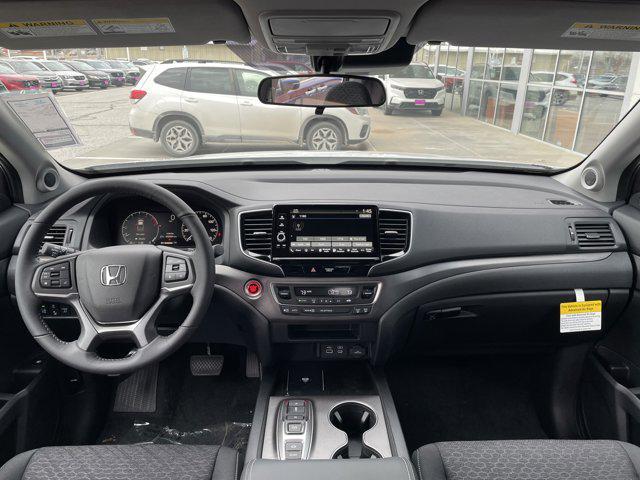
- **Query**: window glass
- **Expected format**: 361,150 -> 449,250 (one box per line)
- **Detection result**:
530,50 -> 558,84
587,51 -> 632,92
153,68 -> 187,89
575,93 -> 623,153
520,86 -> 551,139
466,79 -> 483,118
8,61 -> 45,73
187,67 -> 233,94
0,64 -> 14,74
42,61 -> 69,71
544,90 -> 582,149
237,70 -> 267,96
501,49 -> 523,81
470,49 -> 487,78
494,86 -> 518,129
479,82 -> 498,122
485,48 -> 504,80
67,61 -> 95,70
388,64 -> 435,79
556,51 -> 589,88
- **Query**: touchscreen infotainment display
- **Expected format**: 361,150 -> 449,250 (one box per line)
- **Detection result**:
272,205 -> 379,259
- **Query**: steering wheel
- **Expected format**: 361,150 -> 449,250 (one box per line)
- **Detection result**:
14,179 -> 215,375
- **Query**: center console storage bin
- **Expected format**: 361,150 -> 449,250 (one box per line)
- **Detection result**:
242,457 -> 414,480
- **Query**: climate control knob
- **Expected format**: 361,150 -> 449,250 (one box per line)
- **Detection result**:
276,231 -> 286,243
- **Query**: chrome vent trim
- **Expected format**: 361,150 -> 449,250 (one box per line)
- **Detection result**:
240,209 -> 273,260
378,210 -> 411,260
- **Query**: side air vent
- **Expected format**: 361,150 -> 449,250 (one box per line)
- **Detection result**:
575,222 -> 615,249
42,224 -> 68,246
549,199 -> 580,206
240,210 -> 273,260
379,210 -> 411,259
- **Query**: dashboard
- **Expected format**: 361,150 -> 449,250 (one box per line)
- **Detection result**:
13,168 -> 633,366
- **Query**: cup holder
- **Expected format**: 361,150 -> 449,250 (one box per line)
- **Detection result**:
329,402 -> 381,459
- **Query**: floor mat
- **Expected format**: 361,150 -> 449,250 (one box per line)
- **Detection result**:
99,345 -> 259,456
386,355 -> 549,453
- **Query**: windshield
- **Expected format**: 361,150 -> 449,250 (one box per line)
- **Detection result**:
8,61 -> 45,73
67,61 -> 95,70
389,64 -> 436,79
0,43 -> 636,172
41,61 -> 69,71
0,64 -> 15,74
83,60 -> 111,69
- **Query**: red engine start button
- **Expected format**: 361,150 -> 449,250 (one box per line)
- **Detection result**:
244,280 -> 263,298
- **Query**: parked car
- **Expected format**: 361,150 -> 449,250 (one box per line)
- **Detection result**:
381,62 -> 445,115
529,71 -> 582,105
0,60 -> 62,93
30,60 -> 88,91
588,73 -> 628,91
60,60 -> 111,89
128,62 -> 370,156
103,60 -> 141,85
433,65 -> 466,92
0,63 -> 40,92
78,60 -> 126,86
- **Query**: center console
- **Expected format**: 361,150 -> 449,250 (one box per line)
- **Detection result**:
237,204 -> 411,363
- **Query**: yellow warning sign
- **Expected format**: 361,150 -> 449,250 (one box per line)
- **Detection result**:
560,300 -> 602,333
562,22 -> 640,41
0,19 -> 96,38
92,18 -> 175,35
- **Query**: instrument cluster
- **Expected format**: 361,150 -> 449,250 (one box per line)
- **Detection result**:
117,206 -> 223,247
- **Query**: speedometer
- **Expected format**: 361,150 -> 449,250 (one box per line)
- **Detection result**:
181,211 -> 220,244
121,211 -> 160,244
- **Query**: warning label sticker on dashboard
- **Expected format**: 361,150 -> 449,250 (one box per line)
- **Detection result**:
560,300 -> 602,333
562,22 -> 640,41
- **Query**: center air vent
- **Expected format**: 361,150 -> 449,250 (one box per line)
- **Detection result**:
379,210 -> 411,259
42,224 -> 68,246
575,222 -> 615,249
240,210 -> 273,260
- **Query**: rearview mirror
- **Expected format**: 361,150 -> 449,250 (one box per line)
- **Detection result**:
258,74 -> 386,108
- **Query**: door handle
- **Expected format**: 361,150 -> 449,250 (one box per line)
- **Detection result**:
184,97 -> 198,103
240,100 -> 253,106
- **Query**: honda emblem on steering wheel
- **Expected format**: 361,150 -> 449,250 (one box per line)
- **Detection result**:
100,265 -> 127,286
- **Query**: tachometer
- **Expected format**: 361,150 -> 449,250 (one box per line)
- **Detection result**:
181,210 -> 220,244
121,211 -> 160,244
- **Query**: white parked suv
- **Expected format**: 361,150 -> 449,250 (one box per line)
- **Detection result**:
129,62 -> 371,157
381,63 -> 446,116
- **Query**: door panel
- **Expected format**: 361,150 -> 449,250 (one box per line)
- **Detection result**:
183,67 -> 241,141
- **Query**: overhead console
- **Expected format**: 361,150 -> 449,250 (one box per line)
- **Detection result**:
240,205 -> 411,276
258,11 -> 401,56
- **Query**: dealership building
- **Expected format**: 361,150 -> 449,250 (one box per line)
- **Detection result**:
415,45 -> 639,156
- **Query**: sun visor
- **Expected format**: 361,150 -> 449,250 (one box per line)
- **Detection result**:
408,0 -> 640,51
0,0 -> 250,49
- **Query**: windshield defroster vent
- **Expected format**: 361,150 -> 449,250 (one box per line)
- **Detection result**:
575,222 -> 615,249
379,210 -> 411,259
42,224 -> 68,246
240,210 -> 273,260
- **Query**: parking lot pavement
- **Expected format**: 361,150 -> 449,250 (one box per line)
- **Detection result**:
50,87 -> 583,171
